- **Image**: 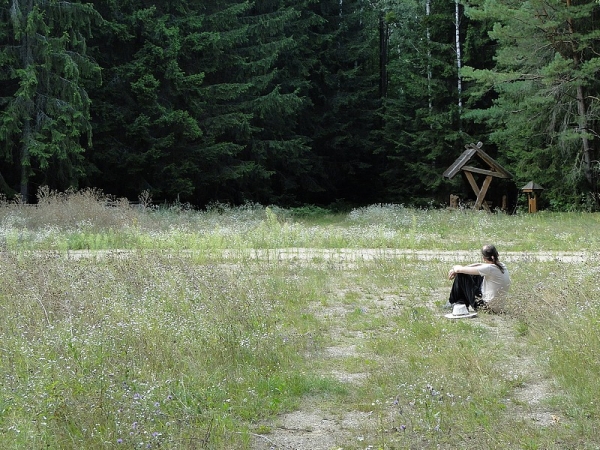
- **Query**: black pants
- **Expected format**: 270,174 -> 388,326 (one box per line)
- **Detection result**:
449,273 -> 483,310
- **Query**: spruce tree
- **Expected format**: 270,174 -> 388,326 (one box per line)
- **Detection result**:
0,0 -> 101,201
305,0 -> 383,205
375,0 -> 473,204
88,0 -> 318,205
193,0 -> 316,205
463,0 -> 600,208
87,0 -> 207,202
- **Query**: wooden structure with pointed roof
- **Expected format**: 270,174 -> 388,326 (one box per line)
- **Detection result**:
443,142 -> 513,211
521,181 -> 544,213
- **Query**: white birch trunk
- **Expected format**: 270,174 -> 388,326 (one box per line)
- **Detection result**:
455,0 -> 463,113
426,0 -> 432,113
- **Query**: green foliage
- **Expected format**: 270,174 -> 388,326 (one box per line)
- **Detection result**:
375,0 -> 486,204
300,0 -> 384,204
0,0 -> 102,201
1,0 -> 598,210
286,204 -> 333,219
87,0 -> 321,206
463,0 -> 600,209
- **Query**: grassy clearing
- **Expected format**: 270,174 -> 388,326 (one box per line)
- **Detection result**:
312,257 -> 600,449
1,189 -> 600,252
0,191 -> 599,448
1,253 -> 329,448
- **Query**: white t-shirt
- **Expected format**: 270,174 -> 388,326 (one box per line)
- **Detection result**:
477,262 -> 511,303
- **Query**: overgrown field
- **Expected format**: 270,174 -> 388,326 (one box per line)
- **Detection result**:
0,190 -> 599,449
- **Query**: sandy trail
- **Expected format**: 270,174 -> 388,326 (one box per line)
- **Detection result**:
245,249 -> 573,449
64,248 -> 596,263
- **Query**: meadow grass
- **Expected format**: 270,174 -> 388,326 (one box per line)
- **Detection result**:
1,189 -> 600,252
317,257 -> 600,449
0,190 -> 599,448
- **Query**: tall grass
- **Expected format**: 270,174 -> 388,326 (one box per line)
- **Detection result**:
0,189 -> 599,448
0,252 -> 333,448
1,190 -> 599,251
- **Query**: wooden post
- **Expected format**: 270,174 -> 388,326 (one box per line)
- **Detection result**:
528,192 -> 538,213
449,194 -> 459,208
464,171 -> 492,211
522,181 -> 544,213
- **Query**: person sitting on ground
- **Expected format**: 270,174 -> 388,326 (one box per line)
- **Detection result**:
447,244 -> 511,313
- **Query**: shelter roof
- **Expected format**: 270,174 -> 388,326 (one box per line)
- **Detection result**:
443,142 -> 513,180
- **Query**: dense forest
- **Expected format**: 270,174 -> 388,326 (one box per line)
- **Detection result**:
1,0 -> 599,210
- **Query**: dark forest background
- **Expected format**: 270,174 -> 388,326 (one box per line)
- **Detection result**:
1,0 -> 599,210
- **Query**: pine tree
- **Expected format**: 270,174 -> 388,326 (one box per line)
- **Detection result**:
88,0 -> 320,205
87,0 -> 207,201
0,0 -> 101,201
375,0 -> 472,204
304,0 -> 383,204
463,0 -> 600,208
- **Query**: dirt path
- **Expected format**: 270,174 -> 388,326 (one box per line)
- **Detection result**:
247,251 -> 568,450
218,248 -> 591,263
63,248 -> 595,264
252,303 -> 559,450
60,248 -> 570,448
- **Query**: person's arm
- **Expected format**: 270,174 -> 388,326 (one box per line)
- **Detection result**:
448,264 -> 482,279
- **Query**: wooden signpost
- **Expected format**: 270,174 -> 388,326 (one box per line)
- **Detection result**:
443,142 -> 513,211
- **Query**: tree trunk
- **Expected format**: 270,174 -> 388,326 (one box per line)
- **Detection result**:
20,119 -> 31,203
455,0 -> 462,114
566,0 -> 594,188
0,171 -> 17,198
379,13 -> 388,98
576,85 -> 594,185
17,0 -> 35,203
426,0 -> 432,114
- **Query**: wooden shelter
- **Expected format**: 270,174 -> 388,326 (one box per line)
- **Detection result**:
443,142 -> 513,211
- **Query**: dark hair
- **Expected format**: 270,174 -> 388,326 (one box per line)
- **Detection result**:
482,244 -> 505,273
